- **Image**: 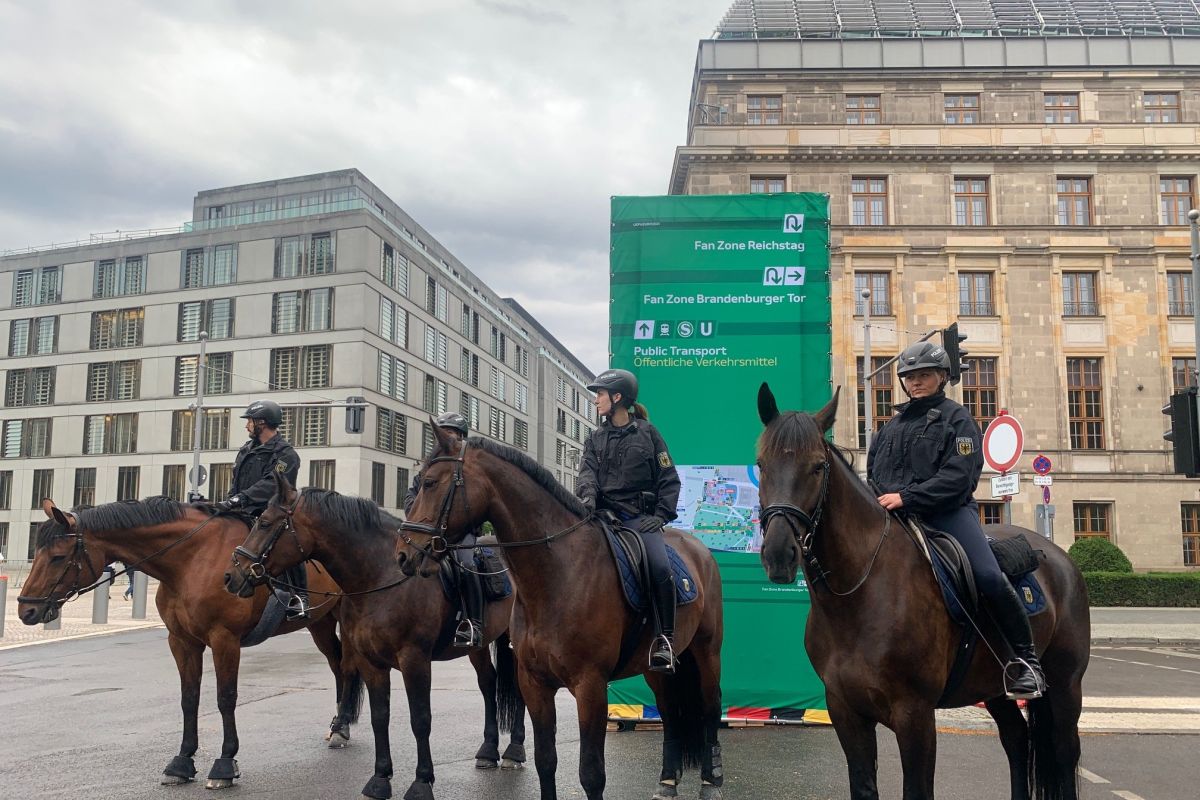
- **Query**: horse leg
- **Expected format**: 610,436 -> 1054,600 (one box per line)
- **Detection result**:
892,704 -> 937,800
203,634 -> 243,789
469,646 -> 501,769
644,673 -> 683,800
696,643 -> 726,800
985,698 -> 1030,800
361,664 -> 395,799
1030,678 -> 1084,800
161,633 -> 202,785
572,674 -> 611,800
827,693 -> 880,800
519,671 -> 560,800
495,632 -> 528,769
309,611 -> 352,747
399,659 -> 436,800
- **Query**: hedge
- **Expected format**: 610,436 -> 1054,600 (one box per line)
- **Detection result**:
1068,537 -> 1133,573
1084,572 -> 1200,607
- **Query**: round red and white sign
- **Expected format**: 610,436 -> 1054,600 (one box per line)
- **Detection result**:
983,414 -> 1024,473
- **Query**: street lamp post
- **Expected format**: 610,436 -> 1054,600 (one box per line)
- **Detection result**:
1189,209 -> 1200,384
861,288 -> 873,453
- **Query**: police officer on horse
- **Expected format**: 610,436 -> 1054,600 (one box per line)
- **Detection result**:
404,411 -> 486,649
867,342 -> 1046,699
215,399 -> 307,619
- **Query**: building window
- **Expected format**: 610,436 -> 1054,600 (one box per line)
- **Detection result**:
461,394 -> 480,430
1168,272 -> 1194,316
378,351 -> 408,401
0,471 -> 11,509
423,375 -> 449,415
8,316 -> 58,357
853,272 -> 891,315
490,367 -> 506,402
5,367 -> 55,407
851,177 -> 887,226
310,460 -> 336,490
0,523 -> 7,558
395,467 -> 410,508
515,382 -> 528,413
86,361 -> 141,402
490,327 -> 508,363
750,176 -> 786,194
171,409 -> 229,451
426,276 -> 448,322
90,308 -> 144,349
747,95 -> 782,125
514,418 -> 529,450
1,418 -> 52,458
74,468 -> 96,508
421,423 -> 434,457
1056,177 -> 1092,226
162,464 -> 187,502
1182,504 -> 1200,566
979,502 -> 1003,526
1063,272 -> 1099,317
270,345 -> 331,390
958,272 -> 994,316
182,244 -> 237,288
1144,92 -> 1180,123
175,352 -> 232,396
1067,357 -> 1105,450
12,266 -> 61,307
1160,177 -> 1194,226
381,243 -> 409,295
272,288 -> 332,334
556,408 -> 567,434
279,407 -> 329,448
178,298 -> 235,341
376,408 -> 408,454
30,469 -> 54,508
1172,357 -> 1197,391
516,345 -> 529,378
944,94 -> 980,124
209,464 -> 233,500
488,407 -> 507,441
1072,502 -> 1111,541
379,297 -> 408,347
83,413 -> 138,455
846,94 -> 881,125
1044,93 -> 1080,124
953,178 -> 989,226
275,233 -> 335,278
962,357 -> 998,433
423,328 -> 449,371
94,256 -> 145,298
371,462 -> 386,505
857,356 -> 893,448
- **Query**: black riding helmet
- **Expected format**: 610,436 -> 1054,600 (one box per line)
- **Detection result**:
587,369 -> 638,407
434,411 -> 469,437
240,399 -> 283,427
896,342 -> 951,378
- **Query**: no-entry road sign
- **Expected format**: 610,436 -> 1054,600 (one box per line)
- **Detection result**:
983,414 -> 1024,473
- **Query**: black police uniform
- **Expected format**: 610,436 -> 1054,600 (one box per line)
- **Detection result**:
576,416 -> 681,657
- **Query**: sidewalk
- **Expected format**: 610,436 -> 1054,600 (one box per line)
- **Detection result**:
0,576 -> 163,650
1090,606 -> 1200,645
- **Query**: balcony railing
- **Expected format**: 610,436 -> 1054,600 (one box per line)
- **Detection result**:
854,301 -> 892,316
1169,301 -> 1195,316
1063,301 -> 1100,316
959,301 -> 995,316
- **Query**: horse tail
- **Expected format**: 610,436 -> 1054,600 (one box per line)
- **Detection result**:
1026,695 -> 1078,800
493,632 -> 524,734
661,649 -> 707,769
340,669 -> 365,725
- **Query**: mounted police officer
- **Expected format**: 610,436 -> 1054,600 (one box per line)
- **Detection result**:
404,411 -> 486,649
214,400 -> 307,619
576,369 -> 682,674
867,341 -> 1046,699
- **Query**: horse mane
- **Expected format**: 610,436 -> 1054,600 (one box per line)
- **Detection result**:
464,436 -> 588,517
758,411 -> 881,508
299,487 -> 402,533
36,496 -> 188,547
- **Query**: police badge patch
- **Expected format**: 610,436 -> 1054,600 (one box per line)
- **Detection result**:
956,437 -> 975,456
275,460 -> 290,474
657,452 -> 672,468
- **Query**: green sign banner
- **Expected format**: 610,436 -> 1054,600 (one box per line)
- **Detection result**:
607,194 -> 831,720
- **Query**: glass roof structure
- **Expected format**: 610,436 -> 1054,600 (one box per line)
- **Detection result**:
715,0 -> 1200,38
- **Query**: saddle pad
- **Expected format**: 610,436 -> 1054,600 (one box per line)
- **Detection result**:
438,550 -> 512,603
927,533 -> 1047,624
603,526 -> 699,612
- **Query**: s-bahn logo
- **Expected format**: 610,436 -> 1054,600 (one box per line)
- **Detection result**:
782,213 -> 805,233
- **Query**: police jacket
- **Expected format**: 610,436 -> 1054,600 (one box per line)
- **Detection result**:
576,417 -> 680,522
866,392 -> 983,516
229,434 -> 300,515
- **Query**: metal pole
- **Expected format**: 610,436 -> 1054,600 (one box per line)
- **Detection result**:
91,571 -> 110,624
1189,209 -> 1200,384
131,570 -> 148,620
862,288 -> 873,453
188,331 -> 209,501
0,575 -> 7,638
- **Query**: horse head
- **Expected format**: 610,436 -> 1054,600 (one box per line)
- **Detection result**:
396,421 -> 491,578
224,470 -> 305,598
17,499 -> 104,624
756,383 -> 840,585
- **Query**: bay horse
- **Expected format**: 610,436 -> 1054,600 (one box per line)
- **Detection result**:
223,473 -> 527,800
396,427 -> 726,800
755,384 -> 1090,800
17,497 -> 353,790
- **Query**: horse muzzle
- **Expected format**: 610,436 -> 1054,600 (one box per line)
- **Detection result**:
17,601 -> 60,626
222,565 -> 259,598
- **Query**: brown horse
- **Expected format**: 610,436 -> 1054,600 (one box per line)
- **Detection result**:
17,497 -> 352,790
396,428 -> 726,800
223,473 -> 527,800
755,385 -> 1090,800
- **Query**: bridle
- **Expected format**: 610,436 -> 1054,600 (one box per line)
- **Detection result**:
16,527 -> 101,617
231,493 -> 305,586
398,448 -> 471,563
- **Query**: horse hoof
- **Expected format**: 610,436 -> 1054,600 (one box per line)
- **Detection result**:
327,728 -> 351,748
205,758 -> 239,790
652,781 -> 679,799
402,779 -> 435,800
160,775 -> 193,786
698,784 -> 723,800
500,742 -> 526,766
205,779 -> 236,790
475,758 -> 499,769
161,755 -> 197,785
500,758 -> 525,770
361,775 -> 392,799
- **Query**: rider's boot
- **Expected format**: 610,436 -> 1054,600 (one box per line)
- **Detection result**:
284,563 -> 310,621
648,575 -> 678,674
991,581 -> 1047,699
454,569 -> 485,648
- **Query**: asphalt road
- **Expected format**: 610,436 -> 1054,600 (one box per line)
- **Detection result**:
0,630 -> 1193,800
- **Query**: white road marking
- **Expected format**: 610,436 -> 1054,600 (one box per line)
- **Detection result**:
1111,791 -> 1147,800
1082,696 -> 1200,710
1078,768 -> 1110,784
1091,654 -> 1200,676
1126,647 -> 1200,662
1079,713 -> 1200,731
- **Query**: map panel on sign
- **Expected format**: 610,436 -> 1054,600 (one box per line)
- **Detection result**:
673,464 -> 762,553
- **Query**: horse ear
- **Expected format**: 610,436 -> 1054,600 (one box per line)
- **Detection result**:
431,416 -> 456,453
43,499 -> 75,528
758,382 -> 780,427
813,386 -> 841,434
273,468 -> 295,502
42,498 -> 57,519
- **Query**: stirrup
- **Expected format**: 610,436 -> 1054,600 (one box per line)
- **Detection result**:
1003,658 -> 1046,700
454,619 -> 483,648
648,635 -> 677,674
285,594 -> 310,621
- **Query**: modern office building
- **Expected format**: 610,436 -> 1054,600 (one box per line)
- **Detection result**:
0,169 -> 596,562
672,0 -> 1200,568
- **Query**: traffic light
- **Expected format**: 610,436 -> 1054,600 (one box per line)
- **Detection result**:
345,396 -> 366,434
1163,388 -> 1200,477
941,322 -> 970,386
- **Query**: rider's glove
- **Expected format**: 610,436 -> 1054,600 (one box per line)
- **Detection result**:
215,495 -> 243,513
581,494 -> 596,514
637,515 -> 665,533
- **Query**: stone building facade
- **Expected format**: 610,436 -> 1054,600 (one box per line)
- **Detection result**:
671,1 -> 1200,569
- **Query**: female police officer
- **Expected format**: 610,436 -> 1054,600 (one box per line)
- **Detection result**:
576,369 -> 682,673
867,342 -> 1046,699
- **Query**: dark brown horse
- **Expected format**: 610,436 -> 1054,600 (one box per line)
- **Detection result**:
17,497 -> 352,790
396,428 -> 726,800
755,385 -> 1090,800
223,474 -> 527,800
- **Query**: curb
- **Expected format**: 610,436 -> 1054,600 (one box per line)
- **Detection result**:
0,622 -> 164,651
1091,637 -> 1199,647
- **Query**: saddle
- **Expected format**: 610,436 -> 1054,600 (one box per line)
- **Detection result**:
239,584 -> 293,648
597,517 -> 699,612
437,536 -> 512,603
918,523 -> 1047,625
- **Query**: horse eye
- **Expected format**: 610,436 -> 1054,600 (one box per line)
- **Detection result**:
49,555 -> 66,564
422,479 -> 436,489
812,464 -> 825,475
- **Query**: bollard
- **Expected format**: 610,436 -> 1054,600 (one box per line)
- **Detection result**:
0,575 -> 7,638
44,612 -> 61,630
92,573 -> 111,624
131,571 -> 148,620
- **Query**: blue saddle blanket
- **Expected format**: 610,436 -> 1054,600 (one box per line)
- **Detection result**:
930,544 -> 1046,627
605,527 -> 699,611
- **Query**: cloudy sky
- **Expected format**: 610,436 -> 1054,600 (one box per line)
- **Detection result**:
0,0 -> 735,374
